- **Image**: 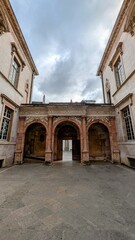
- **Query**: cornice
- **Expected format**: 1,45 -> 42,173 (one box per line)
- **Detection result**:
109,42 -> 123,70
1,0 -> 38,75
0,71 -> 23,97
97,0 -> 131,76
1,93 -> 20,107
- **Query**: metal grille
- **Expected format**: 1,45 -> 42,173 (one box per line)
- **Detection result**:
0,107 -> 12,140
123,106 -> 135,140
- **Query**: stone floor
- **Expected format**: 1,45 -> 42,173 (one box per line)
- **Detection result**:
63,151 -> 72,161
0,162 -> 135,240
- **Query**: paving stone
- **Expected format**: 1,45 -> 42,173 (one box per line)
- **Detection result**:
0,163 -> 135,239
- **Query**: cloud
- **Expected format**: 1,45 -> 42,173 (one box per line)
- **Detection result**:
10,0 -> 123,103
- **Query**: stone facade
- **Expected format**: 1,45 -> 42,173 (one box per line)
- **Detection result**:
0,0 -> 38,167
1,0 -> 134,168
14,103 -> 120,164
97,0 -> 135,167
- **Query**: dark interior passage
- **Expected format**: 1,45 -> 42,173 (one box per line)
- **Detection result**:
88,123 -> 111,161
54,122 -> 81,161
24,123 -> 46,160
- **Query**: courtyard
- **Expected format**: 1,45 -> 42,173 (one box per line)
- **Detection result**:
0,162 -> 135,240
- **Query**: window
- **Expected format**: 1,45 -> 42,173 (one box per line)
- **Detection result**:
114,57 -> 124,88
0,107 -> 13,140
122,106 -> 135,140
9,57 -> 20,87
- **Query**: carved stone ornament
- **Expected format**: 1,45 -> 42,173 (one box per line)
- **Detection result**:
127,16 -> 135,36
90,116 -> 112,127
53,116 -> 82,126
87,117 -> 92,123
74,117 -> 82,123
11,42 -> 26,70
105,79 -> 110,92
0,8 -> 9,35
109,42 -> 123,70
24,116 -> 48,126
53,117 -> 61,124
124,2 -> 135,36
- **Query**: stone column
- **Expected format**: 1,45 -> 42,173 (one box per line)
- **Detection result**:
14,117 -> 25,165
45,116 -> 53,163
81,116 -> 89,164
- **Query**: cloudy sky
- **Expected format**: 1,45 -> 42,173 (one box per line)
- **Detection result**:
10,0 -> 123,103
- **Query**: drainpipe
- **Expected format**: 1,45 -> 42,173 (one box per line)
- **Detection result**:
100,70 -> 105,104
29,71 -> 35,103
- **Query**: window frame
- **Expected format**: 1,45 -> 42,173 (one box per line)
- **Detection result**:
0,106 -> 13,141
109,42 -> 126,90
114,57 -> 124,88
122,105 -> 135,141
0,95 -> 18,143
9,42 -> 25,89
9,56 -> 20,88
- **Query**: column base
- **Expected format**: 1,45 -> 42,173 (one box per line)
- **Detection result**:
81,151 -> 90,164
112,150 -> 120,163
45,150 -> 52,163
14,151 -> 23,165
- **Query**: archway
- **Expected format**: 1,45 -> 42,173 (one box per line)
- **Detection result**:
24,123 -> 46,161
54,121 -> 81,162
88,123 -> 111,161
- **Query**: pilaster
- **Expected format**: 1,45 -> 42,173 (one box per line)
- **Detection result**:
45,116 -> 53,163
81,116 -> 89,163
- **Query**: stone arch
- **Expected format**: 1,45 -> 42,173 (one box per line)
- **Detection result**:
53,119 -> 81,162
88,121 -> 111,161
24,122 -> 47,161
87,119 -> 111,133
53,117 -> 82,135
24,118 -> 48,134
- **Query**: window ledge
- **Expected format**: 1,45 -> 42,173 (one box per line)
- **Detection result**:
115,93 -> 133,107
119,141 -> 135,145
0,141 -> 16,145
0,71 -> 23,97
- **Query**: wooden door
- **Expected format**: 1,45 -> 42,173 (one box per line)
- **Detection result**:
72,140 -> 80,161
57,139 -> 62,160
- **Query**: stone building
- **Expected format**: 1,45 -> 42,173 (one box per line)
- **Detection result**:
97,0 -> 135,167
14,103 -> 120,165
1,0 -> 135,167
0,0 -> 38,167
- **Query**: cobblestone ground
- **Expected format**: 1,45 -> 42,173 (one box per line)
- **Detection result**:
0,161 -> 135,240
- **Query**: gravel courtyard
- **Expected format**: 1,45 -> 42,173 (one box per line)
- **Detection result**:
0,162 -> 135,240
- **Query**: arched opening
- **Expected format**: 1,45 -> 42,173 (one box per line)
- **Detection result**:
54,121 -> 81,162
88,123 -> 111,161
24,123 -> 46,162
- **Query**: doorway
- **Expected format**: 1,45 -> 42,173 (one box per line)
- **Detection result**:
63,140 -> 72,161
88,123 -> 111,161
54,122 -> 81,162
24,123 -> 46,161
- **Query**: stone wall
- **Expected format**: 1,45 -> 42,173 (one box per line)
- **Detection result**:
0,1 -> 38,167
14,103 -> 120,164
